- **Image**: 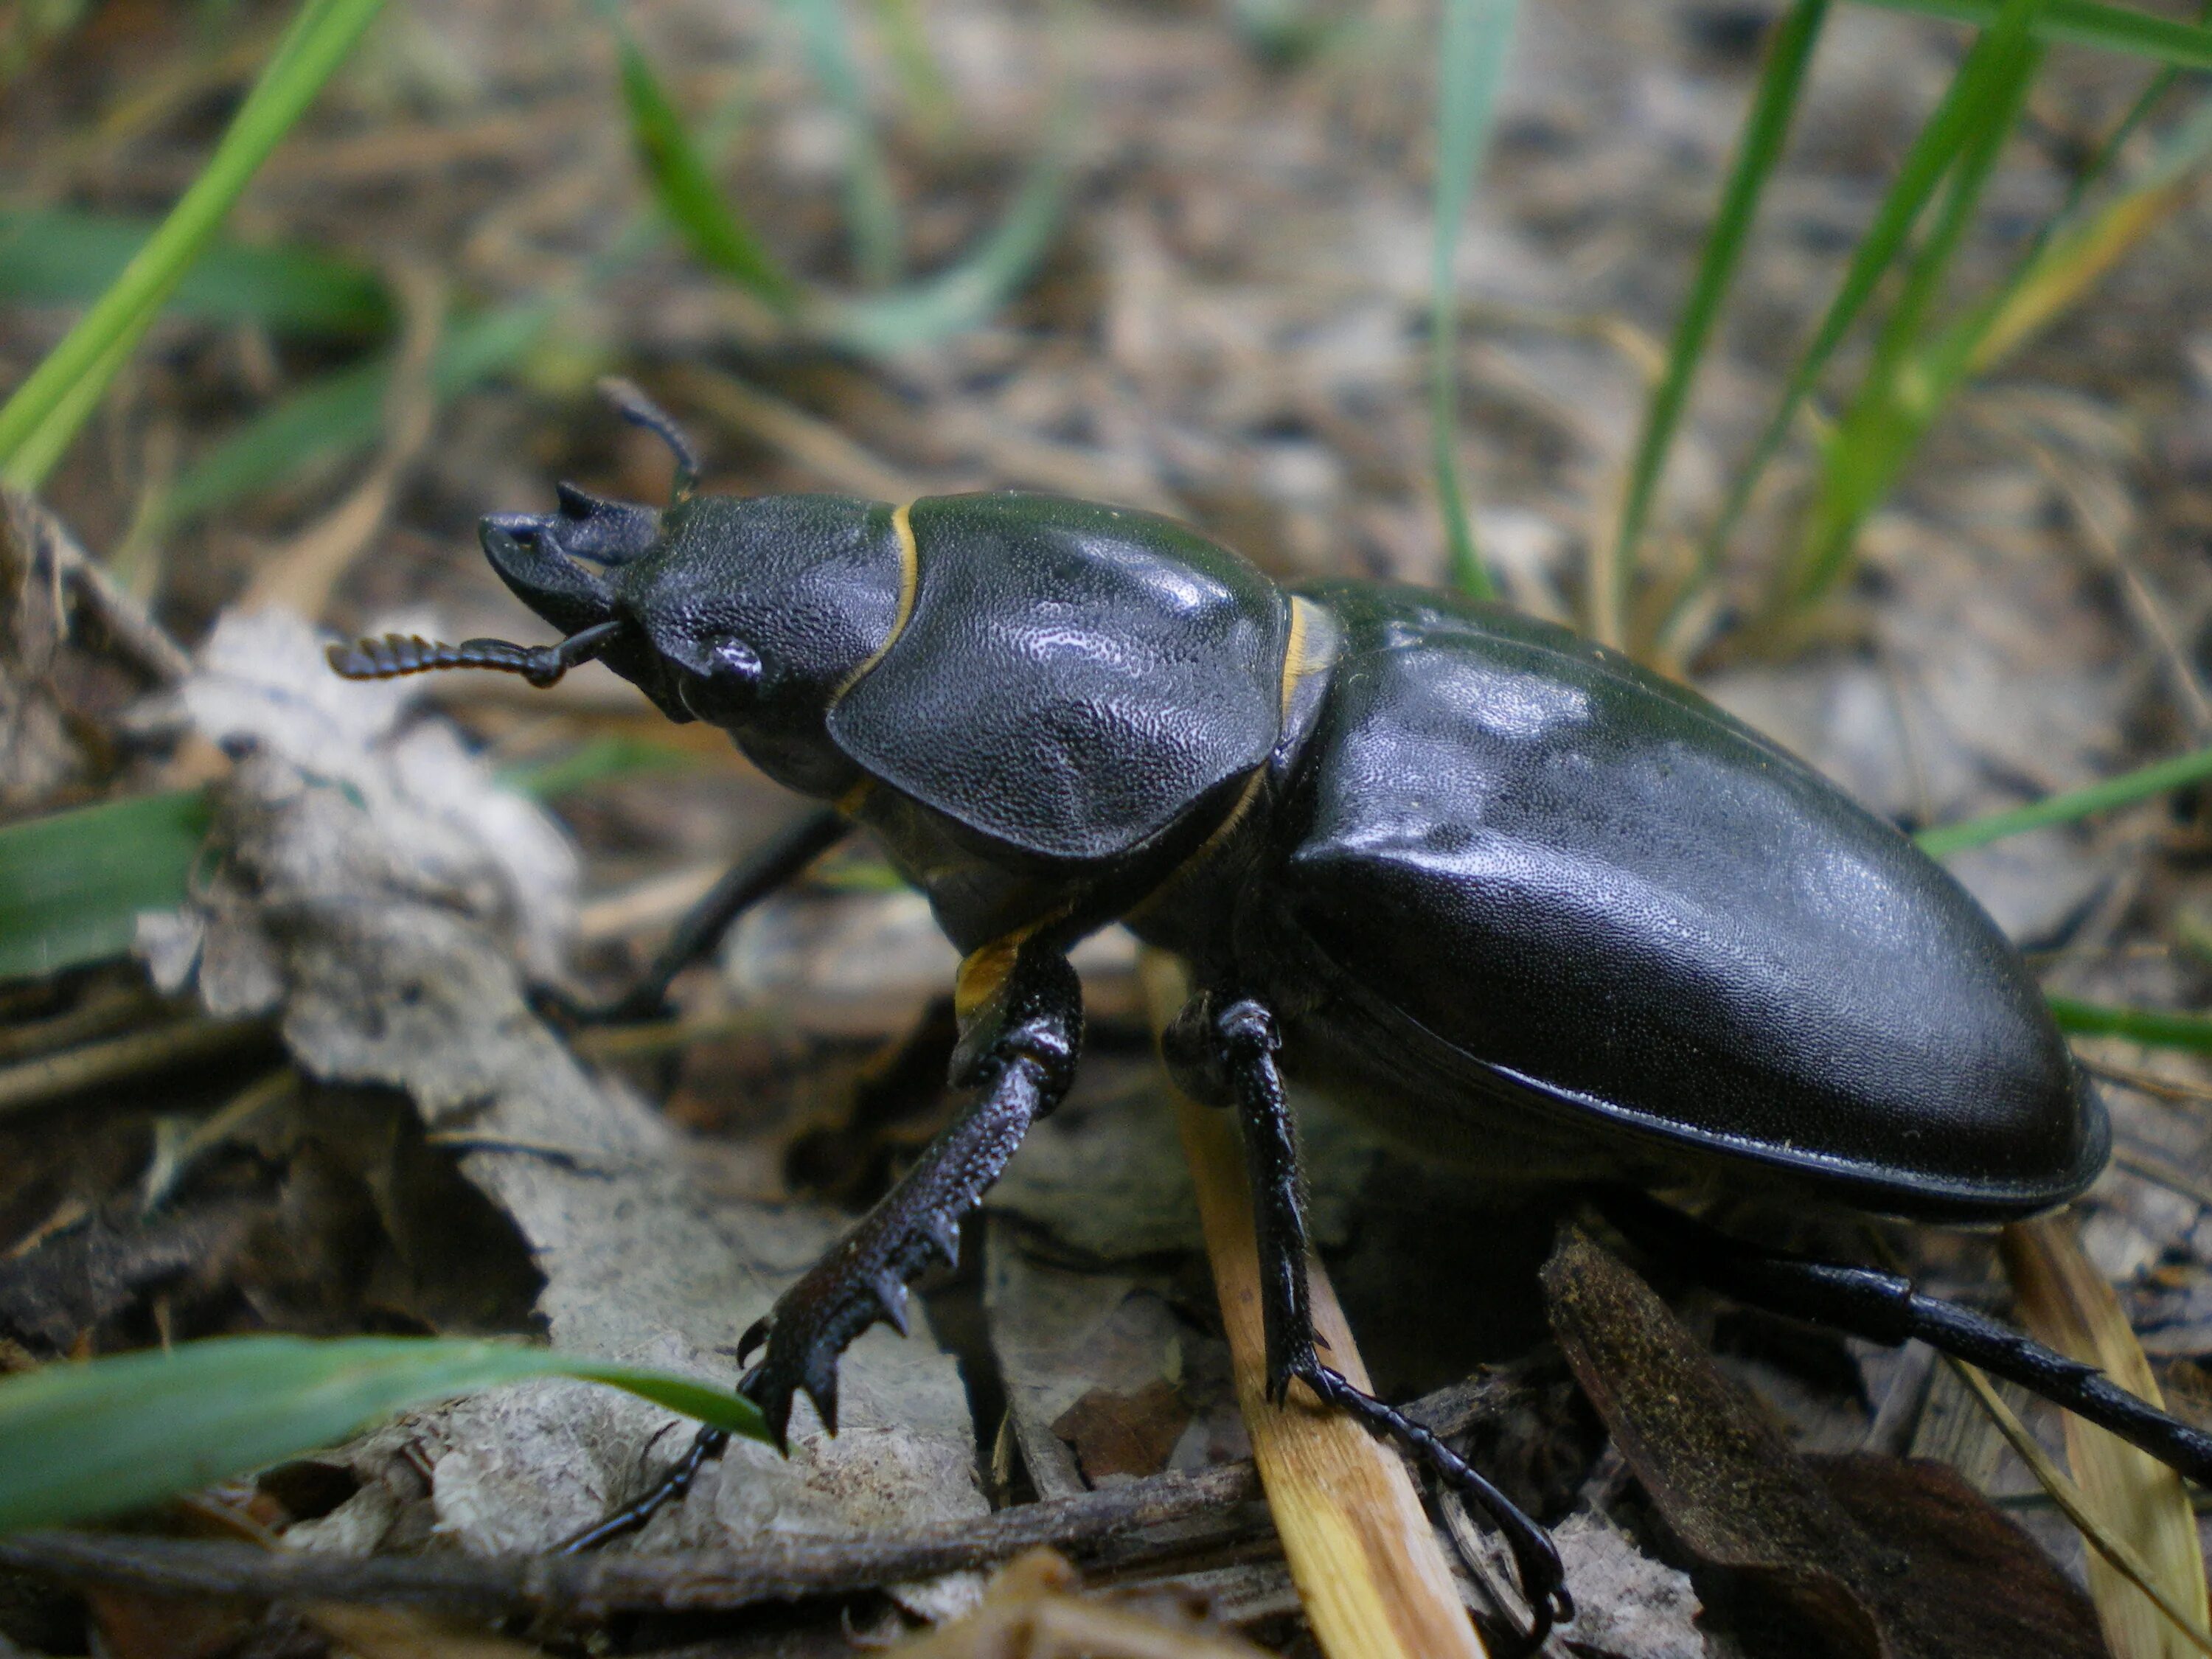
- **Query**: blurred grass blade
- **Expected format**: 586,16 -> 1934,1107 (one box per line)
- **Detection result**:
599,3 -> 800,310
1430,0 -> 1520,603
160,300 -> 551,529
0,0 -> 386,488
1916,741 -> 2212,857
2002,1217 -> 2211,1659
2048,998 -> 2212,1054
864,0 -> 958,139
1784,4 -> 2043,608
1860,0 -> 2212,67
0,790 -> 212,983
780,0 -> 904,287
0,1335 -> 766,1534
818,109 -> 1077,355
0,209 -> 392,337
1966,91 -> 2212,375
1611,0 -> 1828,638
1697,0 -> 2043,587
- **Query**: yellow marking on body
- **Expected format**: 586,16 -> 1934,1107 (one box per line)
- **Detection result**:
1127,595 -> 1337,925
955,935 -> 1025,1022
953,902 -> 1077,1023
1279,595 -> 1312,720
832,501 -> 922,698
836,778 -> 874,817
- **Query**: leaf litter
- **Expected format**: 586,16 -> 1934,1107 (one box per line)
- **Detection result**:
133,608 -> 988,1607
9,0 -> 2212,1649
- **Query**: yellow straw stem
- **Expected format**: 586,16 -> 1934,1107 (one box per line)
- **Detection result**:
1142,952 -> 1486,1659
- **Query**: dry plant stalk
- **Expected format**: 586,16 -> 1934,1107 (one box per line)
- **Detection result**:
2003,1213 -> 2212,1659
1141,953 -> 1485,1659
238,259 -> 447,622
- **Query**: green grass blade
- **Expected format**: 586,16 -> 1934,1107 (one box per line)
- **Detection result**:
0,0 -> 387,487
816,105 -> 1077,356
2,330 -> 140,495
780,0 -> 903,288
1916,742 -> 2212,858
2046,997 -> 2212,1054
159,300 -> 552,528
0,790 -> 212,983
1610,0 -> 1828,634
1696,0 -> 2047,586
1784,4 -> 2043,608
0,209 -> 391,337
1430,0 -> 1521,602
1860,0 -> 2212,68
600,4 -> 800,310
0,1335 -> 766,1534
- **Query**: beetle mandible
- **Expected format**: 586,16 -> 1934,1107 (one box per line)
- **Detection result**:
333,386 -> 2208,1654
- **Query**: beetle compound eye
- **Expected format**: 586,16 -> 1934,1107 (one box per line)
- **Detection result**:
676,638 -> 762,721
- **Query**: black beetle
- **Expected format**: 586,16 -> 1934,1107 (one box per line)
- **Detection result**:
333,387 -> 2208,1652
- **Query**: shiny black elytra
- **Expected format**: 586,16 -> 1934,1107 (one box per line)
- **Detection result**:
333,386 -> 2194,1655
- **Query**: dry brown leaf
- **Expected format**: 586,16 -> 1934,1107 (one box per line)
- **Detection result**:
1545,1225 -> 2105,1659
1051,1378 -> 1195,1483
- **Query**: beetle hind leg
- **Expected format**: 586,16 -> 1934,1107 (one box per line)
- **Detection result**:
1183,991 -> 1573,1655
1594,1186 -> 2212,1487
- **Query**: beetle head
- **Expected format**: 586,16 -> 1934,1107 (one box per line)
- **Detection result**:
330,384 -> 904,790
606,493 -> 905,737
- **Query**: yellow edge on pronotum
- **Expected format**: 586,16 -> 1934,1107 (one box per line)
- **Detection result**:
1142,950 -> 1486,1659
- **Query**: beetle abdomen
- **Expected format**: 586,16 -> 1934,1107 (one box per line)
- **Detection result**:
1263,582 -> 2104,1220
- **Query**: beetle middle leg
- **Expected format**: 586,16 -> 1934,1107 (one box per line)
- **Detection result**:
1167,990 -> 1573,1654
1593,1186 -> 2212,1486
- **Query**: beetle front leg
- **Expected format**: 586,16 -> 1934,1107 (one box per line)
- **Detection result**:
1171,992 -> 1572,1655
738,942 -> 1082,1447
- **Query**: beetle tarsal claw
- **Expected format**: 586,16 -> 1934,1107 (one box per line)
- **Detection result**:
736,1316 -> 770,1366
1292,1357 -> 1570,1652
871,1272 -> 912,1336
924,1215 -> 961,1267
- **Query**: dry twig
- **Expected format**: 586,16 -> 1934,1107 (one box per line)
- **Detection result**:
0,1463 -> 1263,1617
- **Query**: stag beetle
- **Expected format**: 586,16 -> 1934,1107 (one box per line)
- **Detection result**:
333,386 -> 2205,1655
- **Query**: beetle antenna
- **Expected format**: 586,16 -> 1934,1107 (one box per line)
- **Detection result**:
597,377 -> 700,506
327,620 -> 622,689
